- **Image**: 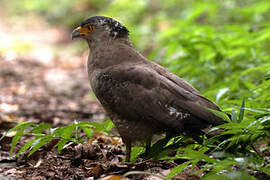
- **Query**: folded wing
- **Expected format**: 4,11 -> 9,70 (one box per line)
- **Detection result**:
95,63 -> 225,134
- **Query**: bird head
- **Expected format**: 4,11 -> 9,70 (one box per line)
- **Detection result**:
71,16 -> 129,43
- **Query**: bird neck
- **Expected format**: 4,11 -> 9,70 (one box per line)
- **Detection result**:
87,37 -> 143,72
115,38 -> 133,47
86,37 -> 133,51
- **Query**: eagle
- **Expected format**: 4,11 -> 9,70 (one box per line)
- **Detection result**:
72,16 -> 226,161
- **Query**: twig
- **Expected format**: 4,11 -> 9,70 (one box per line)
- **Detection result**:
124,170 -> 166,179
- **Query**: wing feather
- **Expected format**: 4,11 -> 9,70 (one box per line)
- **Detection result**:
94,63 -> 225,133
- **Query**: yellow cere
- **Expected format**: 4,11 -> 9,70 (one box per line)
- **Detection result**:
77,24 -> 95,36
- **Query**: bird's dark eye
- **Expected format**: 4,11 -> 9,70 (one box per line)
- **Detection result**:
86,25 -> 95,32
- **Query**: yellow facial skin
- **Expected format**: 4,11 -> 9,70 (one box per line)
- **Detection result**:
72,24 -> 95,39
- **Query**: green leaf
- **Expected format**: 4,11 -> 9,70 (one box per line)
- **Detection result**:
16,139 -> 36,156
10,124 -> 32,156
103,119 -> 114,132
146,135 -> 171,159
231,108 -> 238,123
60,125 -> 76,138
216,88 -> 229,102
56,139 -> 68,153
238,98 -> 245,123
77,121 -> 103,130
203,171 -> 257,180
258,166 -> 270,175
32,123 -> 51,135
244,108 -> 270,113
53,124 -> 76,138
209,159 -> 233,174
81,127 -> 92,138
182,149 -> 217,163
223,171 -> 257,180
28,134 -> 53,157
166,161 -> 191,179
51,127 -> 63,137
54,125 -> 77,152
207,108 -> 231,122
8,122 -> 35,133
129,146 -> 144,162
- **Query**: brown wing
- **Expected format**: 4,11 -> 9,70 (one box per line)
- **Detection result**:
94,63 -> 225,134
149,61 -> 223,111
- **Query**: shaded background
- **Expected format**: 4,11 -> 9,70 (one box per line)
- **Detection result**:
1,0 -> 270,121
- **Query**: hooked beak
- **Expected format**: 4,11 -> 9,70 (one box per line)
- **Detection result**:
71,27 -> 82,40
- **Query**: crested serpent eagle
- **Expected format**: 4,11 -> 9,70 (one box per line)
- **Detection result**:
72,16 -> 226,161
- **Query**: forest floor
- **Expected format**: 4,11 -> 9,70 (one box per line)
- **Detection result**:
0,14 -> 188,180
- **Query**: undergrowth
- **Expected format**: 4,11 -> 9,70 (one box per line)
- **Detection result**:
2,98 -> 269,179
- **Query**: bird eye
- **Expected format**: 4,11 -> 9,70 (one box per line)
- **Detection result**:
87,26 -> 92,30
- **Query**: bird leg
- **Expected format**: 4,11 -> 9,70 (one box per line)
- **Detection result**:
125,141 -> 131,162
145,137 -> 152,155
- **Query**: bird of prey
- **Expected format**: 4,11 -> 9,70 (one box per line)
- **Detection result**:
72,16 -> 226,161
